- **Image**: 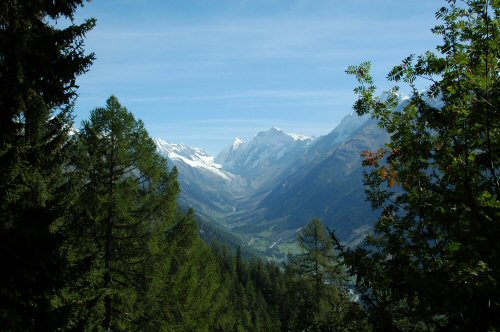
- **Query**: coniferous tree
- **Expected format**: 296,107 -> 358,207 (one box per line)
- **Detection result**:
208,241 -> 237,331
288,219 -> 369,332
147,209 -> 221,332
345,1 -> 500,330
293,219 -> 345,297
69,96 -> 179,330
0,1 -> 94,330
208,242 -> 291,332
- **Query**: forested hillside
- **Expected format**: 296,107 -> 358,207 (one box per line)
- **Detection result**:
0,1 -> 499,331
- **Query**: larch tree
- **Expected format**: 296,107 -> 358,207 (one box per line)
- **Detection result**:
289,219 -> 367,332
293,219 -> 342,297
70,96 -> 179,330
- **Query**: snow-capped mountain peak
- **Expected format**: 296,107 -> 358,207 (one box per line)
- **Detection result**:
215,127 -> 314,185
258,127 -> 312,142
287,132 -> 312,141
154,138 -> 233,181
232,137 -> 246,150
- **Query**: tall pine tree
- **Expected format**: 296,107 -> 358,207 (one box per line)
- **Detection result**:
0,1 -> 94,330
69,96 -> 179,330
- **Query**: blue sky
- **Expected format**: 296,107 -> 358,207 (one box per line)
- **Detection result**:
73,0 -> 441,155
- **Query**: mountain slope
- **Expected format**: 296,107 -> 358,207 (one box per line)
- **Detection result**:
153,111 -> 390,257
256,118 -> 387,241
154,138 -> 246,221
155,139 -> 233,181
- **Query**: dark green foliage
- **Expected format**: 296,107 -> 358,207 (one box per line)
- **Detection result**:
345,1 -> 500,331
293,219 -> 345,291
144,209 -> 222,331
285,219 -> 371,332
7,1 -> 487,331
208,241 -> 294,332
197,215 -> 261,259
0,1 -> 94,330
206,220 -> 371,332
67,96 -> 180,330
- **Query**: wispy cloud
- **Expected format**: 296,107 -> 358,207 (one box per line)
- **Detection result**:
87,15 -> 437,63
78,88 -> 354,108
75,0 -> 440,153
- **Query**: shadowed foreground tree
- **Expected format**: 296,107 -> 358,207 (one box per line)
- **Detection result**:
0,1 -> 94,330
345,0 -> 500,331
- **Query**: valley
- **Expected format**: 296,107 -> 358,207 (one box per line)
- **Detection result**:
155,110 -> 390,259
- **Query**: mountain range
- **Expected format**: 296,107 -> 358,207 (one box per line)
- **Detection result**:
155,111 -> 389,258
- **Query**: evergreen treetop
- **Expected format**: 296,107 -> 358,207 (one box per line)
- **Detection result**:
0,1 -> 94,330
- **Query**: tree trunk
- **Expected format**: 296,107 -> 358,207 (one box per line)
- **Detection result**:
104,141 -> 115,330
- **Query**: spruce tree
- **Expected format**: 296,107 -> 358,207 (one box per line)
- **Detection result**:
346,0 -> 500,330
0,1 -> 94,330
